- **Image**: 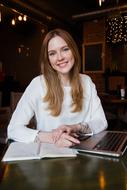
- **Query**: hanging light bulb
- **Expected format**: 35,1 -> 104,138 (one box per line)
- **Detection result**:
99,0 -> 105,7
18,15 -> 22,21
11,19 -> 15,25
99,0 -> 102,6
23,15 -> 27,21
0,11 -> 1,22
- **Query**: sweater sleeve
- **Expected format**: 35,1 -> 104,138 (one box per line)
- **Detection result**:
7,79 -> 40,143
82,77 -> 108,134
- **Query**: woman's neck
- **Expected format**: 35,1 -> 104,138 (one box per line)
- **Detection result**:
59,73 -> 70,86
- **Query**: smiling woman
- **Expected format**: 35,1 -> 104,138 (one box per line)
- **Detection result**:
7,28 -> 107,147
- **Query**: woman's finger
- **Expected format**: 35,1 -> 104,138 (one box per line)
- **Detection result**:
55,138 -> 75,147
57,125 -> 73,134
52,129 -> 64,143
62,133 -> 80,144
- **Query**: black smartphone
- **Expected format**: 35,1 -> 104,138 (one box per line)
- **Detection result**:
77,132 -> 93,141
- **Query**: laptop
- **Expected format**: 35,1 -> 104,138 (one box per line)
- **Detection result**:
73,130 -> 127,157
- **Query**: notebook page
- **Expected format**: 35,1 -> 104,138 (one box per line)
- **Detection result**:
2,142 -> 40,161
39,143 -> 77,158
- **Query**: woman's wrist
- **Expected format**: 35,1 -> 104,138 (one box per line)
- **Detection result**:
78,123 -> 85,133
79,122 -> 90,134
35,131 -> 54,143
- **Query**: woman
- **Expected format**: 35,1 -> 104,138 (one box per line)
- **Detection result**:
8,28 -> 107,147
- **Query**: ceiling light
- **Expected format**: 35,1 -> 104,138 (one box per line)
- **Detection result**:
23,15 -> 27,21
18,15 -> 22,21
99,0 -> 105,7
0,11 -> 1,22
11,19 -> 15,25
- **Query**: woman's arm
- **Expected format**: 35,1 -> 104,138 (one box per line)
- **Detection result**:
84,77 -> 108,134
7,92 -> 37,143
7,78 -> 40,143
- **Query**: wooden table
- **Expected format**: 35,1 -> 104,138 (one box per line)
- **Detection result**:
0,151 -> 127,190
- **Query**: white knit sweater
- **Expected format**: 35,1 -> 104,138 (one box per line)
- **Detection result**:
8,74 -> 107,142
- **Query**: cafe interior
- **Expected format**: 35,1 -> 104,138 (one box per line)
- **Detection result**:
0,0 -> 127,151
0,1 -> 127,190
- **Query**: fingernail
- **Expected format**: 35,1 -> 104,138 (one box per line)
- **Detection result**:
76,140 -> 80,143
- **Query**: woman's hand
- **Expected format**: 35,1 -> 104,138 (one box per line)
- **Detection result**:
55,132 -> 80,147
51,128 -> 65,143
36,123 -> 91,147
51,124 -> 81,147
55,123 -> 92,136
52,123 -> 92,146
53,124 -> 81,136
52,125 -> 80,145
36,130 -> 80,147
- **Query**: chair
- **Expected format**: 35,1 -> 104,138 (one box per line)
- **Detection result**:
0,91 -> 11,144
0,91 -> 11,125
0,91 -> 2,107
10,92 -> 23,113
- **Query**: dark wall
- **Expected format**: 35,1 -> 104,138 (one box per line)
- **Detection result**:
0,19 -> 47,90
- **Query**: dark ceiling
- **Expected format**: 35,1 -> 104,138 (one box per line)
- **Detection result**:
0,0 -> 127,40
1,0 -> 127,28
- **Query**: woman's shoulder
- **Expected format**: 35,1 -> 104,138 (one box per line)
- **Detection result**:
79,73 -> 92,83
30,75 -> 42,83
29,75 -> 45,86
79,74 -> 94,92
25,75 -> 45,92
79,74 -> 95,96
22,75 -> 46,100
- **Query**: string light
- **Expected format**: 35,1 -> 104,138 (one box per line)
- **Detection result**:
106,14 -> 127,43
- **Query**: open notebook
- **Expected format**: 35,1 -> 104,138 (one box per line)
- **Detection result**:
2,142 -> 77,162
74,130 -> 127,157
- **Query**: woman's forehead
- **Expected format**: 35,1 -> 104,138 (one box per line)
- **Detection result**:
48,36 -> 68,50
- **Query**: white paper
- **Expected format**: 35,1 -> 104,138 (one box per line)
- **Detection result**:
2,142 -> 77,162
39,143 -> 77,158
2,142 -> 40,161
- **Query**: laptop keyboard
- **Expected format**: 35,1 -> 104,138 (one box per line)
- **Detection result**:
94,132 -> 127,151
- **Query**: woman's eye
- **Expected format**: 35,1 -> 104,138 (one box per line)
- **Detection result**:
63,47 -> 69,51
48,52 -> 55,56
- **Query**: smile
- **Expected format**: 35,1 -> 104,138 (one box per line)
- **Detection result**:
57,62 -> 68,68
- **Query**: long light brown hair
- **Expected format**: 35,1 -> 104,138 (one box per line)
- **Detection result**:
40,28 -> 83,116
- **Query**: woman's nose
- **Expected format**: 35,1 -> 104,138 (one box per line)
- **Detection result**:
57,52 -> 64,60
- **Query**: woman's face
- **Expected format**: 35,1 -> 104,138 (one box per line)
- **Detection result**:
48,36 -> 74,76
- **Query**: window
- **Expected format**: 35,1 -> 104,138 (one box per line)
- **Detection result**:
82,42 -> 105,73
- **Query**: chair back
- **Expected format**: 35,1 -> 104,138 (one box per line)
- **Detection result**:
0,91 -> 2,107
10,92 -> 23,112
